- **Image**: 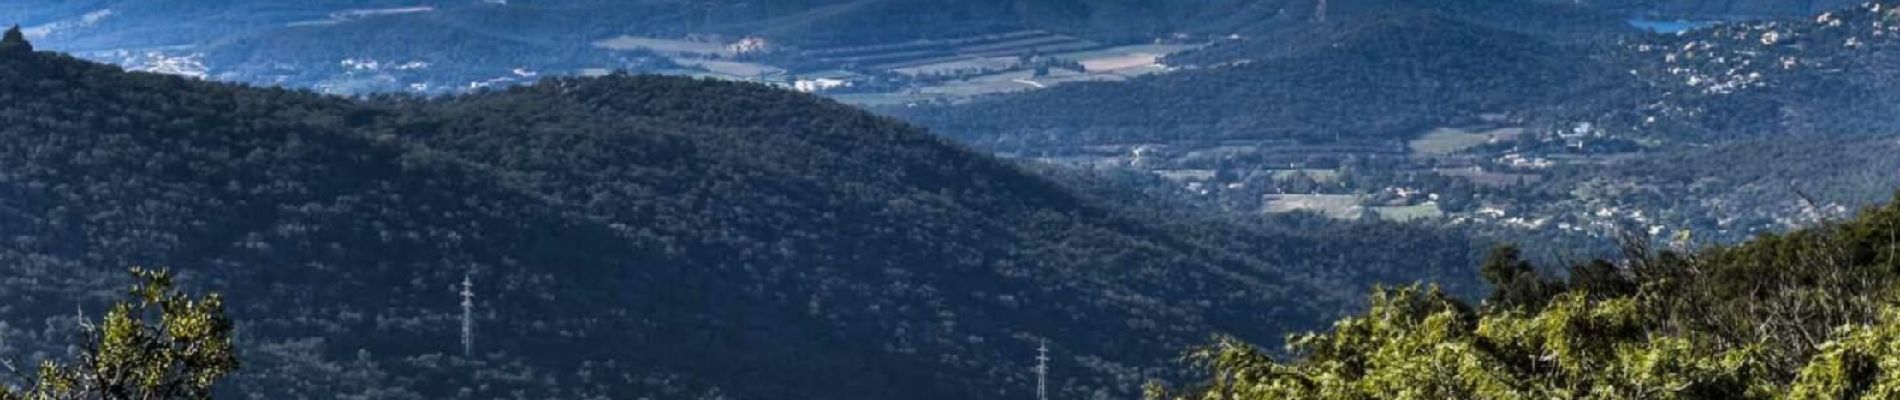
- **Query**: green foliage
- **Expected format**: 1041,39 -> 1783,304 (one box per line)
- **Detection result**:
0,269 -> 237,400
1160,287 -> 1770,400
1566,260 -> 1636,301
1157,196 -> 1900,399
1786,307 -> 1900,400
1479,246 -> 1563,310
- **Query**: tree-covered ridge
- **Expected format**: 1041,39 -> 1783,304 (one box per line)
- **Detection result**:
1155,195 -> 1900,399
0,37 -> 1494,398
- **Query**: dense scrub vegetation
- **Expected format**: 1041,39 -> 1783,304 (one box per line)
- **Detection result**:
1153,195 -> 1900,399
0,33 -> 1496,398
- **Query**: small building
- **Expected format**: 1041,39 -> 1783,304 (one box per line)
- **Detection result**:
794,78 -> 851,93
730,37 -> 771,54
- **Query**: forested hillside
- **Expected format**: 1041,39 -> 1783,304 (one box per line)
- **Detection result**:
1152,195 -> 1900,399
0,34 -> 1492,399
897,12 -> 1612,147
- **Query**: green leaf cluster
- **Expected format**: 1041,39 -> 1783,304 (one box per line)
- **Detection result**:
1,269 -> 237,400
1158,195 -> 1900,399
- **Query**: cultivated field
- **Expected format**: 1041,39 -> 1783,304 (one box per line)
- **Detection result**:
1057,44 -> 1198,73
1155,169 -> 1217,182
802,30 -> 1103,71
916,70 -> 1045,97
1409,127 -> 1523,155
891,57 -> 1020,76
595,36 -> 732,56
1435,167 -> 1543,187
1271,169 -> 1343,183
1371,204 -> 1445,222
677,59 -> 784,77
1265,194 -> 1363,219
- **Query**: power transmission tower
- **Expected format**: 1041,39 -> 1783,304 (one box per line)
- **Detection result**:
461,273 -> 475,357
1036,341 -> 1050,400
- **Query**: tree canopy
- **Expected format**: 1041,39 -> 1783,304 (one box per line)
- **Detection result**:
0,269 -> 237,400
1154,194 -> 1900,399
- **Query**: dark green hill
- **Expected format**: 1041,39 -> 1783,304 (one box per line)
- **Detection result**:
895,12 -> 1615,149
0,39 -> 1486,398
